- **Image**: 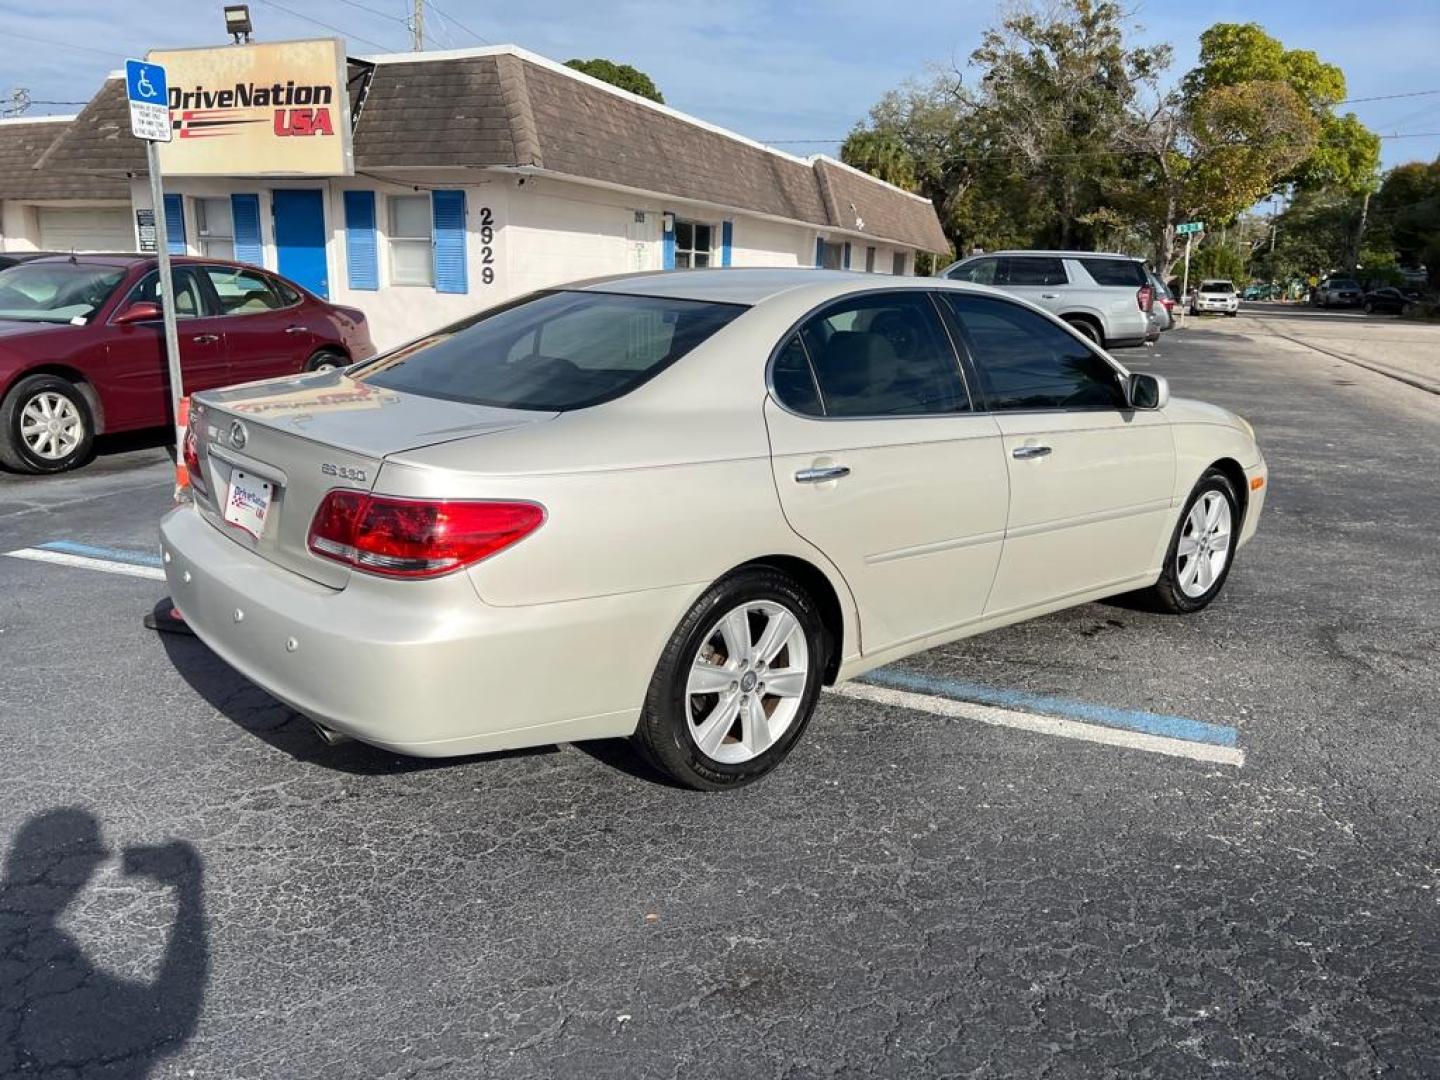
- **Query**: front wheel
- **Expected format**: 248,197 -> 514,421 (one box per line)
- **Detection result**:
0,374 -> 95,474
1145,469 -> 1240,614
633,568 -> 826,790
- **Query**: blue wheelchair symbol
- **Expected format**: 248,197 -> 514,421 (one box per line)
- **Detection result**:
136,68 -> 158,100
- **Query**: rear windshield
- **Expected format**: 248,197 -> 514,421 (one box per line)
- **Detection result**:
353,290 -> 746,411
1079,258 -> 1147,287
0,263 -> 126,324
1327,279 -> 1359,289
1200,281 -> 1236,293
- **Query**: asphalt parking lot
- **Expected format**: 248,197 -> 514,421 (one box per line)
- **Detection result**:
2,307 -> 1438,1078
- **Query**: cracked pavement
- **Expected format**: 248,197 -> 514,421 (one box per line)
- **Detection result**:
1,308 -> 1438,1077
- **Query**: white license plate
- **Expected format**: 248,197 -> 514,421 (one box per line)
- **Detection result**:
223,470 -> 273,539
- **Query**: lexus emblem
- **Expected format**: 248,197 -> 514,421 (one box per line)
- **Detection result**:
229,420 -> 248,450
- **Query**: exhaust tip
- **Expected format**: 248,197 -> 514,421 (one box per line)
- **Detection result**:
311,721 -> 352,747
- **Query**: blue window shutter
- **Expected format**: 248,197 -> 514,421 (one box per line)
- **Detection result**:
231,194 -> 262,266
843,242 -> 852,270
343,190 -> 379,291
663,214 -> 676,270
721,220 -> 733,267
814,238 -> 824,267
431,189 -> 468,294
163,194 -> 185,254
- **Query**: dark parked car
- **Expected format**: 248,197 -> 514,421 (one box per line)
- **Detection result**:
1362,286 -> 1422,315
0,254 -> 375,473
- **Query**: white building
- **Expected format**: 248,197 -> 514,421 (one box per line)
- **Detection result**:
33,46 -> 949,350
0,115 -> 132,252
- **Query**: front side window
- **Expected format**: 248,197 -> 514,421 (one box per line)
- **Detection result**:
353,290 -> 744,411
948,257 -> 997,285
674,220 -> 713,269
942,292 -> 1126,411
389,195 -> 433,286
785,292 -> 968,417
0,264 -> 124,323
202,266 -> 287,314
123,268 -> 208,320
195,198 -> 235,260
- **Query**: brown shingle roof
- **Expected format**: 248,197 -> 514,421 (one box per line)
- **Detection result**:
0,113 -> 129,200
33,49 -> 949,252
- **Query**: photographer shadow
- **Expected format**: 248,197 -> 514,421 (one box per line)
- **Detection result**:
0,808 -> 207,1079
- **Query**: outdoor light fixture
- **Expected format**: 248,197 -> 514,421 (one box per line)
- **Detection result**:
224,5 -> 253,44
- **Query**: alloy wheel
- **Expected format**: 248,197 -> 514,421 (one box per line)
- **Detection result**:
1176,490 -> 1232,598
19,392 -> 85,461
686,600 -> 809,764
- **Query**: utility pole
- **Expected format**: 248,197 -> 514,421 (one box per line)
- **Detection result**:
411,0 -> 424,51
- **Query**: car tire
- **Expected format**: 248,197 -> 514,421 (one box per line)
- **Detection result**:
1225,310 -> 1238,318
1145,468 -> 1240,615
1363,300 -> 1374,314
1064,318 -> 1103,347
304,349 -> 347,373
0,374 -> 96,474
633,567 -> 827,790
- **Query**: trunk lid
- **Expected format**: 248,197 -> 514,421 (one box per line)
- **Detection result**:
190,371 -> 556,587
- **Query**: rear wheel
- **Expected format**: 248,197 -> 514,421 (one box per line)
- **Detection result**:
0,374 -> 95,474
1064,318 -> 1103,347
304,349 -> 347,373
1145,469 -> 1239,614
1363,300 -> 1374,314
633,568 -> 826,790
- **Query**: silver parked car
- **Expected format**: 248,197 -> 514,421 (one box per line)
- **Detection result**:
1312,277 -> 1362,309
161,269 -> 1266,790
940,251 -> 1154,349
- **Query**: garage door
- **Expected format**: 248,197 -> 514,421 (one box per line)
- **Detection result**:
37,208 -> 134,253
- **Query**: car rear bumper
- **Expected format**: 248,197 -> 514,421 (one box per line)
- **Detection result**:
160,505 -> 694,756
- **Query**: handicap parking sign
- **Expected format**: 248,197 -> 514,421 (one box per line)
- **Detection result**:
125,59 -> 171,143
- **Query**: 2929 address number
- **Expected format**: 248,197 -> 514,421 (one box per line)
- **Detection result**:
480,206 -> 495,286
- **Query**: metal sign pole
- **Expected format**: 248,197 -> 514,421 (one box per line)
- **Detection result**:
145,140 -> 186,455
1181,233 -> 1193,318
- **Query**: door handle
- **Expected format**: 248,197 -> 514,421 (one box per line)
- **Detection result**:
1012,445 -> 1052,460
191,334 -> 220,344
795,465 -> 851,483
1040,292 -> 1061,299
284,326 -> 306,335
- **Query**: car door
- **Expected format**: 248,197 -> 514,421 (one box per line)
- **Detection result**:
764,289 -> 1009,655
198,264 -> 312,382
939,291 -> 1175,616
994,255 -> 1071,315
104,267 -> 229,425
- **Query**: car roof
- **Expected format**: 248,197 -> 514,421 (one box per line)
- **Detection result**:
570,267 -> 939,306
956,250 -> 1144,261
10,253 -> 272,270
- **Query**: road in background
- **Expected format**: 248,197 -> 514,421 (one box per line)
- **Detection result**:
1,318 -> 1438,1077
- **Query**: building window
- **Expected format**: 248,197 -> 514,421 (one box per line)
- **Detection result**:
819,240 -> 844,271
195,198 -> 234,260
389,194 -> 433,286
865,246 -> 876,273
674,220 -> 713,268
892,251 -> 908,276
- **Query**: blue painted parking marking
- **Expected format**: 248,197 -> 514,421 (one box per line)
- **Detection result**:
858,667 -> 1239,748
37,540 -> 164,570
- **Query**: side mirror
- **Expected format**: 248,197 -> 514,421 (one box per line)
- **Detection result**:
115,301 -> 162,325
1128,372 -> 1169,410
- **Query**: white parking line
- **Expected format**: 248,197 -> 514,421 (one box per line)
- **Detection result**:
831,682 -> 1246,767
4,548 -> 166,582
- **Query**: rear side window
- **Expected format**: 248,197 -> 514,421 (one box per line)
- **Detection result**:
1001,257 -> 1068,286
942,292 -> 1126,411
1079,258 -> 1148,287
786,292 -> 969,417
354,290 -> 744,411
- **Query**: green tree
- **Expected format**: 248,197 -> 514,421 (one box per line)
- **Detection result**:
563,58 -> 664,103
839,130 -> 918,192
1371,158 -> 1440,281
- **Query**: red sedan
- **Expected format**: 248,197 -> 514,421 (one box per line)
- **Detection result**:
0,254 -> 375,473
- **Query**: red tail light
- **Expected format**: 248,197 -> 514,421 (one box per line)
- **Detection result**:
1137,285 -> 1154,312
183,423 -> 206,494
307,491 -> 544,578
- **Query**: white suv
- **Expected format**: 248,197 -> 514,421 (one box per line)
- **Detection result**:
1190,280 -> 1239,317
941,251 -> 1154,348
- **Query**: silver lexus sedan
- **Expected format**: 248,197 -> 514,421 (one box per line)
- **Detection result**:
161,269 -> 1266,789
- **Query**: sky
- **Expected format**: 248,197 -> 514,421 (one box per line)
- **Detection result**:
2,0 -> 1437,171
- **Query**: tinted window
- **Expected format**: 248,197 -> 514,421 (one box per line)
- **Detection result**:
1001,256 -> 1067,286
1199,280 -> 1235,293
203,266 -> 285,314
772,333 -> 823,415
1080,258 -> 1147,287
948,258 -> 997,285
1328,278 -> 1359,289
943,293 -> 1126,411
795,292 -> 968,417
125,269 -> 208,320
354,290 -> 743,411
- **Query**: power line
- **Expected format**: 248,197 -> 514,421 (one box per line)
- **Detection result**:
1339,89 -> 1440,105
334,0 -> 410,24
427,2 -> 491,44
1,31 -> 117,59
251,0 -> 396,52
